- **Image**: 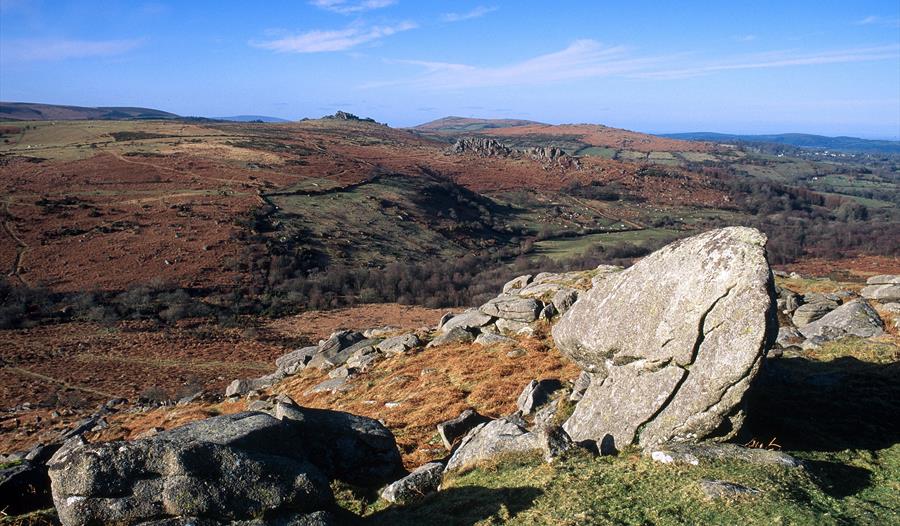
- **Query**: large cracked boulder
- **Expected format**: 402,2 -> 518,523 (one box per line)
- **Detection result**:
49,412 -> 333,526
553,227 -> 776,450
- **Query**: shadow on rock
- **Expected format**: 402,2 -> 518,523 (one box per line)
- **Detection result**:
356,485 -> 543,526
744,355 -> 900,452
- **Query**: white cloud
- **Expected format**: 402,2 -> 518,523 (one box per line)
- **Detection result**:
310,0 -> 396,15
1,38 -> 144,62
442,6 -> 498,22
364,40 -> 900,90
855,15 -> 900,27
638,45 -> 900,79
252,22 -> 416,53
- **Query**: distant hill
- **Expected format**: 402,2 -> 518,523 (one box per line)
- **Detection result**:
413,116 -> 544,133
0,102 -> 179,121
660,132 -> 900,154
215,115 -> 290,123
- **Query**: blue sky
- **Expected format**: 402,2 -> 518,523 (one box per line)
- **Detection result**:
1,1 -> 899,138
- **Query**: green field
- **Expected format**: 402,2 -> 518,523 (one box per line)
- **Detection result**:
533,228 -> 681,260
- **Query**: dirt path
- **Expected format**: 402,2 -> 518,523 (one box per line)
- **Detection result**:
112,153 -> 263,188
569,195 -> 645,229
1,199 -> 29,286
3,366 -> 118,399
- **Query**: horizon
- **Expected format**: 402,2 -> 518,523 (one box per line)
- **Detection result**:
1,1 -> 899,139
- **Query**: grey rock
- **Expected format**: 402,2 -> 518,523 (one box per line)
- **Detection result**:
376,333 -> 421,355
775,327 -> 804,348
276,346 -> 319,374
648,443 -> 801,468
569,371 -> 593,402
777,288 -> 802,313
49,412 -> 332,526
427,327 -> 475,347
379,462 -> 444,504
551,288 -> 579,315
536,425 -> 576,463
539,303 -> 557,320
495,318 -> 534,336
699,480 -> 761,500
437,409 -> 490,451
506,349 -> 527,358
479,296 -> 543,322
225,371 -> 285,397
555,227 -> 775,450
503,274 -> 533,294
437,313 -> 454,329
445,419 -> 541,472
440,310 -> 494,334
791,300 -> 839,326
866,274 -> 900,285
474,332 -> 516,346
364,326 -> 399,338
798,299 -> 884,341
881,302 -> 900,314
274,404 -> 403,486
516,379 -> 563,415
308,338 -> 378,370
861,283 -> 900,302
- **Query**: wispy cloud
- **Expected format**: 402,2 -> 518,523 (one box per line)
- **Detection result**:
310,0 -> 396,15
442,6 -> 498,22
855,15 -> 900,28
638,45 -> 900,79
1,38 -> 144,62
733,34 -> 757,42
252,22 -> 416,53
365,40 -> 900,90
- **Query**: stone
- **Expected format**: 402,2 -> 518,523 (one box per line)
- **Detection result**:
474,332 -> 516,346
305,377 -> 351,395
308,339 -> 378,370
503,274 -> 533,293
516,379 -> 563,415
554,227 -> 776,450
427,327 -> 475,347
775,327 -> 804,348
777,288 -> 802,313
506,349 -> 527,358
881,302 -> 900,314
539,303 -> 557,320
866,274 -> 900,285
440,310 -> 494,334
798,299 -> 884,341
648,443 -> 801,468
495,318 -> 534,336
551,288 -> 579,315
536,425 -> 576,463
437,313 -> 454,329
791,300 -> 839,326
275,346 -> 319,374
699,480 -> 761,500
364,326 -> 399,338
376,333 -> 421,355
479,296 -> 543,322
569,371 -> 592,402
436,409 -> 490,451
445,419 -> 541,472
379,462 -> 444,504
274,404 -> 403,487
861,284 -> 900,302
49,412 -> 333,526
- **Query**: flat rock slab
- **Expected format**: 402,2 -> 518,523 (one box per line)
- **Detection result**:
861,284 -> 900,302
648,443 -> 801,468
380,462 -> 444,504
554,227 -> 775,449
445,419 -> 541,472
798,299 -> 884,341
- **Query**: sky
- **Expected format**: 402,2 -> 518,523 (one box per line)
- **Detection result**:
1,1 -> 899,138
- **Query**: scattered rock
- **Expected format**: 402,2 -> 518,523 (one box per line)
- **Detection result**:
309,338 -> 378,370
555,227 -> 776,450
798,299 -> 884,341
376,333 -> 421,355
479,296 -> 543,322
495,318 -> 534,336
516,379 -> 563,415
437,409 -> 491,451
506,348 -> 527,358
276,346 -> 319,374
503,274 -> 533,293
380,462 -> 444,504
364,326 -> 399,338
474,332 -> 516,346
866,274 -> 900,285
427,327 -> 475,347
445,419 -> 541,472
305,377 -> 351,395
861,283 -> 900,302
440,309 -> 494,333
791,300 -> 839,326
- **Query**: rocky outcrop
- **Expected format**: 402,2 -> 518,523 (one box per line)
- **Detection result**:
445,419 -> 542,472
49,405 -> 403,526
322,110 -> 375,123
554,227 -> 776,450
861,276 -> 900,302
450,138 -> 513,157
448,138 -> 581,169
797,299 -> 884,341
